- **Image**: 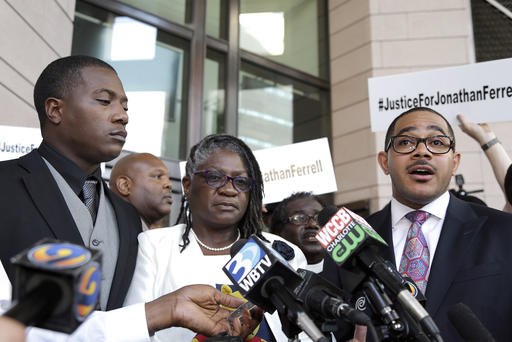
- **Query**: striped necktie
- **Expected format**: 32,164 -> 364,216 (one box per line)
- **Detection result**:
398,210 -> 431,294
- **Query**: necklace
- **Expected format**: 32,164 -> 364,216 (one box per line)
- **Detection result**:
192,229 -> 241,252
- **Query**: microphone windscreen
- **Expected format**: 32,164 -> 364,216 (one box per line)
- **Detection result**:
447,303 -> 495,342
230,239 -> 248,257
318,206 -> 339,227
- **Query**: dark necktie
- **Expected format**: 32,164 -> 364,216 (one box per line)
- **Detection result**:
82,178 -> 98,223
398,210 -> 431,294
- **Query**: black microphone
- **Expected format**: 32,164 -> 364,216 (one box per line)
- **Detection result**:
447,303 -> 495,342
232,240 -> 368,327
362,277 -> 403,331
3,239 -> 102,333
317,206 -> 443,342
229,239 -> 247,258
294,268 -> 370,325
224,235 -> 328,342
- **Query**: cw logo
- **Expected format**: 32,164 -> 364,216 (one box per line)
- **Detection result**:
76,262 -> 101,320
28,243 -> 91,269
331,225 -> 365,263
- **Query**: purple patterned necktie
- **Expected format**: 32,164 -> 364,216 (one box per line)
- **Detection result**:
399,210 -> 431,294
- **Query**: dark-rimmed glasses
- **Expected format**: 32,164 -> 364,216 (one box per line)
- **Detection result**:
194,170 -> 254,192
287,213 -> 319,226
386,135 -> 454,154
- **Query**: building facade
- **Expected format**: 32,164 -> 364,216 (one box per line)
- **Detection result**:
1,0 -> 511,218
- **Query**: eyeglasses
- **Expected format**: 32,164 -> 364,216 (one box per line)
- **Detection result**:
287,213 -> 319,226
386,135 -> 454,154
193,170 -> 254,192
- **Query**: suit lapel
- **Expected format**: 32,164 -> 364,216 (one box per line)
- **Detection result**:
104,187 -> 141,310
369,203 -> 396,264
425,195 -> 486,316
19,151 -> 83,244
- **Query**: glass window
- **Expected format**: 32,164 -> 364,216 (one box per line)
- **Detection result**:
72,2 -> 189,160
471,0 -> 512,62
238,62 -> 330,150
117,0 -> 189,25
240,0 -> 328,78
202,49 -> 226,136
206,0 -> 227,39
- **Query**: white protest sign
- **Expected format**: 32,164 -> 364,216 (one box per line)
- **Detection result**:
179,137 -> 337,204
254,137 -> 337,203
368,58 -> 512,132
0,125 -> 41,161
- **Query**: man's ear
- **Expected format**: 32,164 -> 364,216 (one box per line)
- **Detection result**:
115,176 -> 132,196
377,151 -> 390,175
45,97 -> 63,125
451,151 -> 461,176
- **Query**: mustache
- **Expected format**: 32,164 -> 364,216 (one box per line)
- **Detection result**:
406,160 -> 437,172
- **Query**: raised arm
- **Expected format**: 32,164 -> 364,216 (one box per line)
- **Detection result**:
457,114 -> 512,212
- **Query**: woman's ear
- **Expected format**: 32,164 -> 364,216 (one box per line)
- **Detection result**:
182,176 -> 191,199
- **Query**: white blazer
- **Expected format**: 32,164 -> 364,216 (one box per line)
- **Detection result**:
124,224 -> 308,341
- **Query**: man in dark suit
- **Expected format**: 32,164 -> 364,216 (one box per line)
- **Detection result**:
0,56 -> 265,340
0,55 -> 139,310
324,107 -> 512,341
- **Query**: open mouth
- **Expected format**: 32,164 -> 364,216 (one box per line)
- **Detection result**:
410,168 -> 434,176
408,164 -> 435,181
303,230 -> 319,242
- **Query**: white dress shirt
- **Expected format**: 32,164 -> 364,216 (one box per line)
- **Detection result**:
391,191 -> 450,270
305,260 -> 324,273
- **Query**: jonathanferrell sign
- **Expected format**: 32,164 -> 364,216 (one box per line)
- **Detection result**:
368,57 -> 512,132
0,125 -> 42,161
253,137 -> 337,204
179,137 -> 338,204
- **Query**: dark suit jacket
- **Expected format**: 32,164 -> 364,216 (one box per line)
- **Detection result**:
0,150 -> 141,310
323,194 -> 512,341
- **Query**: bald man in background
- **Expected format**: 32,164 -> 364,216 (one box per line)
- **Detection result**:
110,153 -> 173,231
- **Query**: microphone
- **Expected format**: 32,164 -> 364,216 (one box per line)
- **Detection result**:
362,277 -> 403,332
231,240 -> 369,326
3,239 -> 101,333
229,239 -> 247,258
447,303 -> 495,342
294,268 -> 370,325
317,206 -> 443,342
224,235 -> 328,342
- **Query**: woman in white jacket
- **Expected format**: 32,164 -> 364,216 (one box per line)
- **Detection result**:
124,134 -> 307,342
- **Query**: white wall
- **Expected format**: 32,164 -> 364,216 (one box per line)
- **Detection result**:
0,0 -> 76,128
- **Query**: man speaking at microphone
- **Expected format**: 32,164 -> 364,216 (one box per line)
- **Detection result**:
323,107 -> 512,341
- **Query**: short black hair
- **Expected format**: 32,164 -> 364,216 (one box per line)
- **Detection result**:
33,55 -> 116,130
270,191 -> 326,234
384,107 -> 456,151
